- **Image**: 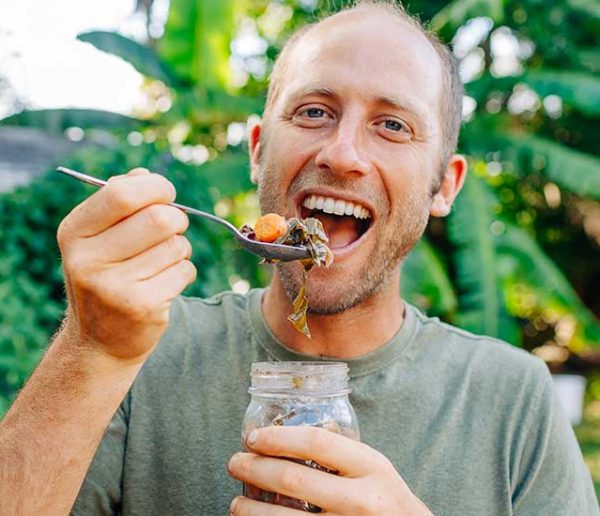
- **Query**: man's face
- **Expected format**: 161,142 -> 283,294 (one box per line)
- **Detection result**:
254,9 -> 445,314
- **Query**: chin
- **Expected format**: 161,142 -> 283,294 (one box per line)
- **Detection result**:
276,258 -> 393,316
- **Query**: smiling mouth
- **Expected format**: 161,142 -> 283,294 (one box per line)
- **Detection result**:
299,194 -> 373,250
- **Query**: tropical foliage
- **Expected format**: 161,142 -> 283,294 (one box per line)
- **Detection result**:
1,0 -> 599,416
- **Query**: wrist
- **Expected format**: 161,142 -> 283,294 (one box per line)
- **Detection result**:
56,316 -> 147,377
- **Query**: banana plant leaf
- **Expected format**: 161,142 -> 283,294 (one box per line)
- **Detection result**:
448,172 -> 519,343
430,0 -> 504,33
467,70 -> 600,117
462,121 -> 600,201
198,151 -> 254,198
567,0 -> 600,19
167,89 -> 263,126
577,48 -> 600,73
77,31 -> 179,87
402,238 -> 458,317
525,70 -> 600,117
157,0 -> 238,89
498,222 -> 600,347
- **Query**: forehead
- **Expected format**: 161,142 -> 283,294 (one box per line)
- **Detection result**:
276,8 -> 443,119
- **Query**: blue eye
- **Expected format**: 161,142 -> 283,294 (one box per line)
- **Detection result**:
306,108 -> 325,118
384,119 -> 404,131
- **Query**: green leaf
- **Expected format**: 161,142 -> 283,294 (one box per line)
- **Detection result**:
77,31 -> 178,86
461,117 -> 600,200
0,109 -> 142,133
567,0 -> 600,19
465,74 -> 517,105
430,0 -> 504,33
508,135 -> 600,200
158,0 -> 238,89
577,49 -> 600,74
448,173 -> 517,342
498,223 -> 600,347
524,70 -> 600,117
463,123 -> 600,200
402,238 -> 458,317
200,151 -> 254,198
171,89 -> 264,126
466,70 -> 600,117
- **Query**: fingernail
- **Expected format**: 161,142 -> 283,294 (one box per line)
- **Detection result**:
246,429 -> 258,447
228,454 -> 239,472
230,496 -> 240,514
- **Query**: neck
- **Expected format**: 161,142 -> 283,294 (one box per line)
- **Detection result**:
262,271 -> 405,359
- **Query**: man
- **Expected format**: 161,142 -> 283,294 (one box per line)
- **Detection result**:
1,1 -> 597,515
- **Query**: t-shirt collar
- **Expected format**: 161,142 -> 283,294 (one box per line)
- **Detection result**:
248,288 -> 420,379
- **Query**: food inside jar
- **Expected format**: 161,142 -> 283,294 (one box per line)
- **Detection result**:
240,215 -> 333,337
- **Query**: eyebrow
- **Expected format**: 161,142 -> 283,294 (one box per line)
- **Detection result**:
289,86 -> 338,102
288,86 -> 430,123
375,95 -> 430,124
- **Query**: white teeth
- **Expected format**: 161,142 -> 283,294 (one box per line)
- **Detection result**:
333,200 -> 346,215
302,195 -> 372,220
323,198 -> 335,214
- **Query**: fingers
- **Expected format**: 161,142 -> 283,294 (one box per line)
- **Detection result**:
244,426 -> 385,477
229,496 -> 302,516
120,235 -> 192,281
59,169 -> 176,240
228,453 -> 348,513
139,258 -> 197,301
91,204 -> 189,263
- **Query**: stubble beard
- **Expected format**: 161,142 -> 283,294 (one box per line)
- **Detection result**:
257,164 -> 434,316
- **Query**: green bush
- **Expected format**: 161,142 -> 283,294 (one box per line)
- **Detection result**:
0,141 -> 268,411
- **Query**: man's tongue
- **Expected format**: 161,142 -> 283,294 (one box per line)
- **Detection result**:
314,213 -> 361,249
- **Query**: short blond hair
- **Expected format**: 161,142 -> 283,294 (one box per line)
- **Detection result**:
263,0 -> 463,174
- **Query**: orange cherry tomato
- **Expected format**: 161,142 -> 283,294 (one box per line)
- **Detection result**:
254,213 -> 288,243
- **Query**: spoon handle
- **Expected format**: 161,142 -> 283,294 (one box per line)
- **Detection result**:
55,166 -> 238,233
56,166 -> 107,188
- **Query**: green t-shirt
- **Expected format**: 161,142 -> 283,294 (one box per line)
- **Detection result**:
72,289 -> 599,515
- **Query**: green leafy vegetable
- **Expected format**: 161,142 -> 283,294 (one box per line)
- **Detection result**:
241,217 -> 333,337
275,218 -> 333,338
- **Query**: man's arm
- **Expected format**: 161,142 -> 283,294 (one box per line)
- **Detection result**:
0,330 -> 142,515
0,168 -> 196,515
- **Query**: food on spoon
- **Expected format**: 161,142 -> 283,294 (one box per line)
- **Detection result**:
240,215 -> 333,338
254,213 -> 288,243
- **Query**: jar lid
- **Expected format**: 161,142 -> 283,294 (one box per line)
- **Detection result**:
249,361 -> 350,396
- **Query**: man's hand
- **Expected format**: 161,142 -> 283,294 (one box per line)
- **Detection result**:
228,426 -> 433,515
57,167 -> 196,364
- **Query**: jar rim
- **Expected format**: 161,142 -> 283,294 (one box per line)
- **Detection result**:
249,361 -> 350,396
250,361 -> 348,375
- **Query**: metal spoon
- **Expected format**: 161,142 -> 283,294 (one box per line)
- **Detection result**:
56,167 -> 309,262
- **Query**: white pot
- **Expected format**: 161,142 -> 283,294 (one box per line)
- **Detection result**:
551,374 -> 587,426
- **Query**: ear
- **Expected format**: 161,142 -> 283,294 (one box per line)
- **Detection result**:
249,123 -> 262,185
430,154 -> 467,217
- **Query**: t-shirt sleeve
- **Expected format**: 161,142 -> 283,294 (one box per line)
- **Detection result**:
70,396 -> 129,516
512,363 -> 599,515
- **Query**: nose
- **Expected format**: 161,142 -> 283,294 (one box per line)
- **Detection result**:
314,116 -> 371,178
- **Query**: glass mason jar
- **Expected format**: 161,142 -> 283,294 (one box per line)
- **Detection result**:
241,361 -> 360,513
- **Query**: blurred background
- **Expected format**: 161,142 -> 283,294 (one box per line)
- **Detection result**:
0,0 -> 598,498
